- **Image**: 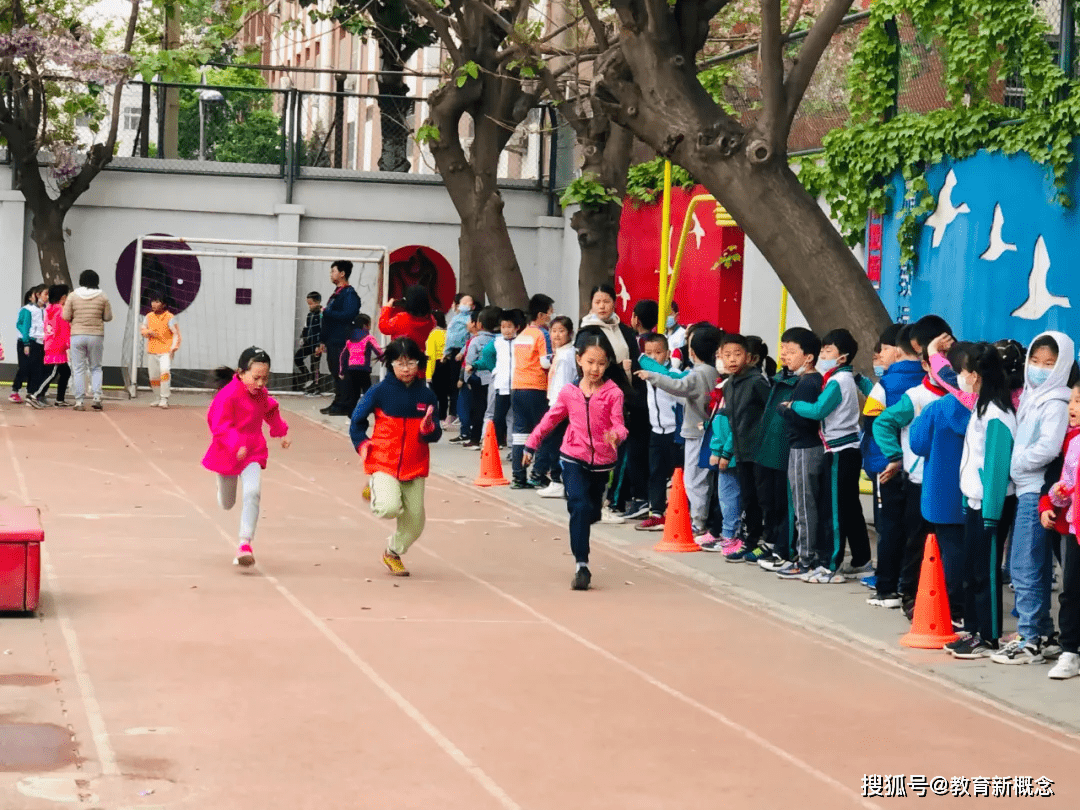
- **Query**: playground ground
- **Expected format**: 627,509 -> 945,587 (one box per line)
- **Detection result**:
2,391 -> 1080,809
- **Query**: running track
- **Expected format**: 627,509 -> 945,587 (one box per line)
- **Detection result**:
1,400 -> 1077,808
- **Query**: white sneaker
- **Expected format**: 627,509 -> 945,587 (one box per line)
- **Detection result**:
600,507 -> 625,524
537,482 -> 565,499
800,565 -> 829,582
1048,651 -> 1080,680
159,399 -> 169,409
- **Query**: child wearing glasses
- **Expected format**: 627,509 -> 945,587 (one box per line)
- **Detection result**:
349,337 -> 442,576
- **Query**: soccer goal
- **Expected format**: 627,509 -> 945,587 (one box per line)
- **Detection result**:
120,235 -> 389,398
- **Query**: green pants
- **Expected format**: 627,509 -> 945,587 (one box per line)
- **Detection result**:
370,472 -> 427,556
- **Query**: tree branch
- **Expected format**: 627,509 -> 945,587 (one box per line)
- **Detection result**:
782,0 -> 854,127
578,0 -> 609,50
402,0 -> 465,64
753,0 -> 784,162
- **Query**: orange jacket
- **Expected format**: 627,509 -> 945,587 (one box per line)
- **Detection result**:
349,374 -> 441,481
512,325 -> 551,391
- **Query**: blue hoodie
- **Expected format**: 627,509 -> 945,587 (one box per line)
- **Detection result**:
862,360 -> 926,474
909,394 -> 971,525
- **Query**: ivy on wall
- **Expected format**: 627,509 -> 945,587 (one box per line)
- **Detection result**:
795,0 -> 1080,268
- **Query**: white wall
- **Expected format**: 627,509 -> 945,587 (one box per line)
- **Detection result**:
3,171 -> 550,375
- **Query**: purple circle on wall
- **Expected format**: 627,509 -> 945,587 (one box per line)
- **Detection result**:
115,233 -> 201,316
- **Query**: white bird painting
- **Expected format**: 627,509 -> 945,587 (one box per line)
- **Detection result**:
616,275 -> 631,309
1011,236 -> 1071,320
979,203 -> 1017,261
690,211 -> 706,250
925,169 -> 970,248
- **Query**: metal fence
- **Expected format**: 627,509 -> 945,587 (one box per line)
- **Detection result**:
78,79 -> 551,184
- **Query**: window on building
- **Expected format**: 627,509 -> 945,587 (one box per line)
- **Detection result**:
123,107 -> 141,131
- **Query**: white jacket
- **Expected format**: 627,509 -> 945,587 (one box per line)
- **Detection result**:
646,377 -> 681,434
1011,331 -> 1074,496
543,344 -> 577,406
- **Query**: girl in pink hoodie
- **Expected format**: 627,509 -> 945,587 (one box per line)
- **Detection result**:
525,332 -> 628,591
202,347 -> 291,567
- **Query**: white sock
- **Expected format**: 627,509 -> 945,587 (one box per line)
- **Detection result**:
576,562 -> 588,571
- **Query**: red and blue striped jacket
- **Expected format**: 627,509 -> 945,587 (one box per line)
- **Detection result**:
349,374 -> 441,481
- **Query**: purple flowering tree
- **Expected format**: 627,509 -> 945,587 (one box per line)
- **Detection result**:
0,0 -> 140,287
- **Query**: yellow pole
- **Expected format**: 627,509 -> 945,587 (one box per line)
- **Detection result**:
778,287 -> 789,350
657,160 -> 673,331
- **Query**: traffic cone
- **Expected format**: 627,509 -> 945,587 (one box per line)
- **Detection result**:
900,533 -> 959,649
653,468 -> 701,553
474,422 -> 509,487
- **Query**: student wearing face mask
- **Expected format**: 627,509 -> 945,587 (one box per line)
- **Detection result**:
946,343 -> 1016,659
781,328 -> 870,583
989,332 -> 1074,665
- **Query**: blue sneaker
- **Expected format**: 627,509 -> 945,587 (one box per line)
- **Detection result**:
742,546 -> 767,564
861,575 -> 877,589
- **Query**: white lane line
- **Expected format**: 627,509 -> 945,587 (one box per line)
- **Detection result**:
420,545 -> 882,809
462,480 -> 1080,752
282,409 -> 1080,748
99,413 -> 522,810
276,456 -> 880,807
0,411 -> 121,778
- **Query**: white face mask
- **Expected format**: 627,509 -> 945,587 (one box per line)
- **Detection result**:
958,373 -> 975,393
817,358 -> 838,374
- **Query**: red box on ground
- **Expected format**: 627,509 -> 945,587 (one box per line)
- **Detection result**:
0,506 -> 44,613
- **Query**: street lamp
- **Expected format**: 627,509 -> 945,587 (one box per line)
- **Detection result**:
197,81 -> 225,161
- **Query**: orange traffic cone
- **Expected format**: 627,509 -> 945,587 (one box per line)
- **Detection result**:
653,468 -> 701,553
900,533 -> 959,648
474,422 -> 509,487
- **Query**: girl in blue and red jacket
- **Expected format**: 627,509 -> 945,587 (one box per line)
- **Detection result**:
525,331 -> 628,591
350,337 -> 441,577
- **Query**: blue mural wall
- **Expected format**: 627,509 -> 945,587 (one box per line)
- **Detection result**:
877,144 -> 1080,345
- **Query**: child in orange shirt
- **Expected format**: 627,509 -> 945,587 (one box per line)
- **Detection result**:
140,293 -> 181,408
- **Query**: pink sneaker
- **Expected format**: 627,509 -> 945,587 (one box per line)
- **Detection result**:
719,536 -> 740,554
233,543 -> 255,567
9,392 -> 22,403
722,540 -> 747,562
697,533 -> 723,551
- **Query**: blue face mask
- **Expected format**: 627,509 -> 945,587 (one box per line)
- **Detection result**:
1027,365 -> 1052,387
873,364 -> 886,378
666,314 -> 677,330
817,358 -> 838,374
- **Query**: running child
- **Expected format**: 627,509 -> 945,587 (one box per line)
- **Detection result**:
203,347 -> 291,567
140,292 -> 181,409
350,337 -> 442,577
525,331 -> 628,591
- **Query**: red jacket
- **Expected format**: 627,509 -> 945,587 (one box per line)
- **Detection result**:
379,307 -> 436,349
349,374 -> 441,481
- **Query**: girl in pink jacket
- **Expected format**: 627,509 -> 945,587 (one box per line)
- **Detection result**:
202,347 -> 291,567
525,332 -> 628,591
42,284 -> 72,406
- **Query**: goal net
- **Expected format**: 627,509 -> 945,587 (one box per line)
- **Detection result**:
120,236 -> 389,398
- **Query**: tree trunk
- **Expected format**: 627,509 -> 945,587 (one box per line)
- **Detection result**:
569,120 -> 633,317
376,72 -> 414,173
595,35 -> 889,372
572,205 -> 621,317
459,193 -> 528,308
29,202 -> 72,288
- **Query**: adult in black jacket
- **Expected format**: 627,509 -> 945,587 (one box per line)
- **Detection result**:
319,260 -> 362,415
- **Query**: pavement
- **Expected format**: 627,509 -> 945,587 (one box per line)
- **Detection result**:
1,390 -> 1078,809
290,394 -> 1080,736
